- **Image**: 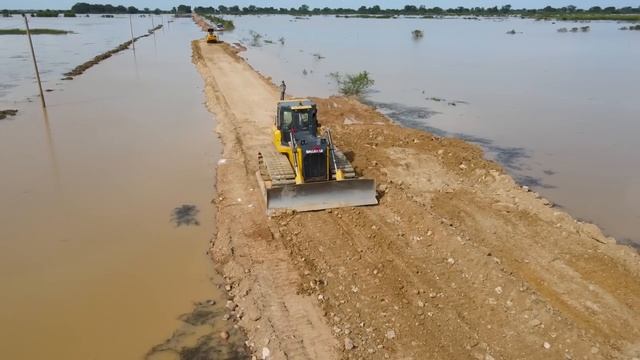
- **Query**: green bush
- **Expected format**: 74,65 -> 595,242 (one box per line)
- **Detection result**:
329,71 -> 375,97
35,10 -> 59,17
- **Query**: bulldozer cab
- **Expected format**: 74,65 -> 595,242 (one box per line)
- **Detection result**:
276,99 -> 317,144
259,98 -> 378,213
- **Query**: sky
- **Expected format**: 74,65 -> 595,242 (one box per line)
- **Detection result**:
4,0 -> 639,10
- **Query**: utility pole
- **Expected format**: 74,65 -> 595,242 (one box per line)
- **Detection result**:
23,14 -> 46,108
151,14 -> 154,29
129,14 -> 135,50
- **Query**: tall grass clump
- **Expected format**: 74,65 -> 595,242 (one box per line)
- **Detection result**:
329,71 -> 375,97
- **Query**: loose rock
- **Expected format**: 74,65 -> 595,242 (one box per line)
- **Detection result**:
386,329 -> 396,339
344,337 -> 355,350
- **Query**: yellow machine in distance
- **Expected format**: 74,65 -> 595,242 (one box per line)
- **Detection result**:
257,99 -> 377,213
206,28 -> 218,43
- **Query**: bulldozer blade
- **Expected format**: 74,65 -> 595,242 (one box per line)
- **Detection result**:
257,173 -> 377,213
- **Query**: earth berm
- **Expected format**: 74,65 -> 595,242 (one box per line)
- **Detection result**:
192,40 -> 640,360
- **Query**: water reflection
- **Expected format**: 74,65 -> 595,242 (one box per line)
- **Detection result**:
0,18 -> 230,359
146,300 -> 249,360
40,107 -> 61,187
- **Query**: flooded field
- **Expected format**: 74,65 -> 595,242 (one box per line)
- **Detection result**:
1,14 -> 164,103
222,15 -> 640,245
0,17 -> 240,359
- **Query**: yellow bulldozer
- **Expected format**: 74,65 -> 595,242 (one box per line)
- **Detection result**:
257,99 -> 377,213
206,28 -> 218,43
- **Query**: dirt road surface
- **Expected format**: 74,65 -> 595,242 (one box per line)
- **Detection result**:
192,41 -> 640,360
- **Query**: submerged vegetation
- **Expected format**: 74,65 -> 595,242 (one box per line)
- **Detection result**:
248,30 -> 262,46
329,71 -> 375,97
0,110 -> 18,120
619,24 -> 640,30
63,24 -> 162,79
0,28 -> 72,35
558,26 -> 591,33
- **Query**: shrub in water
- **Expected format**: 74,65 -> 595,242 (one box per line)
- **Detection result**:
329,71 -> 375,97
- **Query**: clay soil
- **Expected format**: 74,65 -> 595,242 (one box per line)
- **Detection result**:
192,41 -> 640,359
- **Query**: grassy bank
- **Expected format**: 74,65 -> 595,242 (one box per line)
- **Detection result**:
0,28 -> 72,35
201,14 -> 235,30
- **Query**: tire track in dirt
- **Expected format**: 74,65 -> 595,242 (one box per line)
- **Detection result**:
193,40 -> 337,359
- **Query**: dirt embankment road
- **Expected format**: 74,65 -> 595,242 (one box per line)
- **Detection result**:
192,41 -> 640,360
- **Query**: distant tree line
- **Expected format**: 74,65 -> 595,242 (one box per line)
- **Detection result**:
3,3 -> 640,18
70,2 -> 167,14
193,4 -> 640,16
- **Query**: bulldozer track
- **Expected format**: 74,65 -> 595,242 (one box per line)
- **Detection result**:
258,146 -> 356,186
258,149 -> 296,186
330,148 -> 356,179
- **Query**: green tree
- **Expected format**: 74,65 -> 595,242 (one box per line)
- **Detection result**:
177,4 -> 191,13
404,5 -> 418,13
329,71 -> 375,97
500,4 -> 512,13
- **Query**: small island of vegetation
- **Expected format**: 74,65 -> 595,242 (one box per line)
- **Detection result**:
0,28 -> 73,35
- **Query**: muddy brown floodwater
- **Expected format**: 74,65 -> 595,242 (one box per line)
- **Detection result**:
0,19 -> 244,359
